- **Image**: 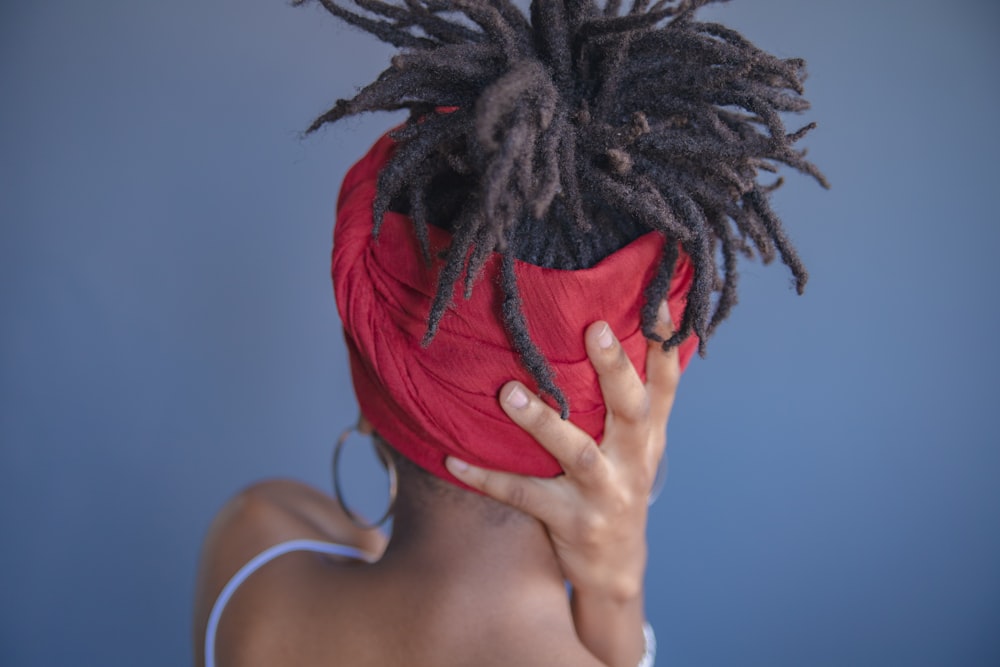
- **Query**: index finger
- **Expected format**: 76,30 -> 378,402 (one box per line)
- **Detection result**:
445,456 -> 566,527
498,381 -> 609,487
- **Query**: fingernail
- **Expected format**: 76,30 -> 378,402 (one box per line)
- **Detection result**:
506,385 -> 529,409
658,299 -> 672,325
446,457 -> 469,473
597,323 -> 614,349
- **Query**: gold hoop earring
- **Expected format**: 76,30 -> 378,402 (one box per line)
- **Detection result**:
332,426 -> 398,530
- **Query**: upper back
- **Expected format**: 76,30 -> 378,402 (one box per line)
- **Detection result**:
209,549 -> 602,667
194,480 -> 602,667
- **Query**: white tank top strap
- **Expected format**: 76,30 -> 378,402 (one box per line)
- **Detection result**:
204,538 -> 374,667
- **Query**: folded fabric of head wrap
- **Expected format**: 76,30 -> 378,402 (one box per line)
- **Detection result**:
333,133 -> 698,488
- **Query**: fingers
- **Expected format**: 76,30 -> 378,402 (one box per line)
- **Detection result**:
445,456 -> 561,524
584,321 -> 648,427
644,300 -> 681,434
497,382 -> 609,486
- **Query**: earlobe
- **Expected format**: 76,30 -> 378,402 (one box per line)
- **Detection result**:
357,413 -> 374,435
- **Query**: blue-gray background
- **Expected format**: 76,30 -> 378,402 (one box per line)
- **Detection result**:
2,1 -> 998,665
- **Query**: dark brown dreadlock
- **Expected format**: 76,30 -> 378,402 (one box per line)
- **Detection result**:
297,0 -> 828,417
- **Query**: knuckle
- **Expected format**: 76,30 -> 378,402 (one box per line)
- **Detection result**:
596,340 -> 632,375
573,441 -> 602,473
609,345 -> 633,374
502,481 -> 528,511
575,513 -> 605,546
528,403 -> 559,432
620,390 -> 651,423
609,486 -> 634,515
609,571 -> 644,602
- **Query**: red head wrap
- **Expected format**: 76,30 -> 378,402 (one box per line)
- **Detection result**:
333,133 -> 698,487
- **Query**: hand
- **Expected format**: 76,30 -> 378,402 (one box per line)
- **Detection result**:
446,300 -> 680,667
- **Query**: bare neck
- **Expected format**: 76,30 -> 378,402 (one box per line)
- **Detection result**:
377,473 -> 568,604
344,469 -> 602,666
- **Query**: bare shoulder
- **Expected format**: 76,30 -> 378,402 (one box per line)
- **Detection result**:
192,478 -> 386,667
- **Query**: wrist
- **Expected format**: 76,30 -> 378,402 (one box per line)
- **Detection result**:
574,542 -> 647,604
572,580 -> 645,608
571,587 -> 646,667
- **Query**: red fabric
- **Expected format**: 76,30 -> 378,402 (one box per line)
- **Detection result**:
333,133 -> 698,486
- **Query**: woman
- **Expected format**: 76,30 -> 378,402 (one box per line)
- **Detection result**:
194,1 -> 824,665
194,316 -> 679,667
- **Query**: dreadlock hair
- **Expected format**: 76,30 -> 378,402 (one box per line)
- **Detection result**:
297,0 -> 828,418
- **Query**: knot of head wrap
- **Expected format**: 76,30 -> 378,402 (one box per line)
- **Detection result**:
333,133 -> 698,488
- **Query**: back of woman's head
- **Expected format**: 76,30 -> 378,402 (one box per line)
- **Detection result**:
304,0 -> 826,487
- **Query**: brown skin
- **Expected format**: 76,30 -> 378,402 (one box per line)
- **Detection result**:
193,305 -> 678,667
448,302 -> 679,667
